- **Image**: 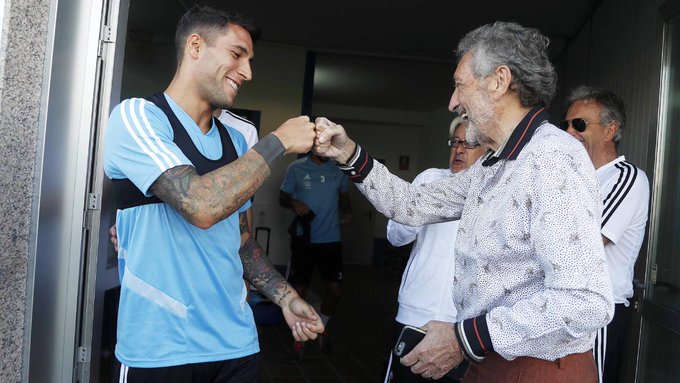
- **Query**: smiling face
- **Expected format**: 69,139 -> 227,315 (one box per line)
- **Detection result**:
450,122 -> 487,173
564,99 -> 612,164
448,52 -> 495,145
195,23 -> 254,109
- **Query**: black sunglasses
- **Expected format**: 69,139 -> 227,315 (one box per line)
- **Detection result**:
559,118 -> 606,132
447,138 -> 480,149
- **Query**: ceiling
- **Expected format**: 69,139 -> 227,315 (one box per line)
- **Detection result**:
127,0 -> 602,111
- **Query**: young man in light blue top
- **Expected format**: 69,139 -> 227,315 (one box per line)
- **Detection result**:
104,5 -> 323,382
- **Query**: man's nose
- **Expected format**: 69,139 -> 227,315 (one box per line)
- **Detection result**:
448,88 -> 460,112
239,61 -> 253,81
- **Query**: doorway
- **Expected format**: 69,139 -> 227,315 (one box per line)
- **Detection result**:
635,2 -> 680,381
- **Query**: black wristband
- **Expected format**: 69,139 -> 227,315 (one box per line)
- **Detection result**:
252,134 -> 285,167
455,315 -> 493,362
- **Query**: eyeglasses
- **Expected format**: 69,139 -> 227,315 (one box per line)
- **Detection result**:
447,138 -> 480,149
559,118 -> 606,132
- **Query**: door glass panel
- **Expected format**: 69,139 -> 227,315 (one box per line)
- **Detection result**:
638,9 -> 680,383
648,14 -> 680,312
637,321 -> 680,382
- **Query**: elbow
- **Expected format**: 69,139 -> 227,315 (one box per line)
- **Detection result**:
191,217 -> 215,230
187,211 -> 219,230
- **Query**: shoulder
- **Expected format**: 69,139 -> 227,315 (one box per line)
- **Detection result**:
523,123 -> 593,170
110,98 -> 168,127
286,156 -> 309,172
107,98 -> 171,138
413,168 -> 450,185
218,109 -> 256,130
617,160 -> 650,197
218,110 -> 258,143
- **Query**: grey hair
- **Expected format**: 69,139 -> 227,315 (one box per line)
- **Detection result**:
449,116 -> 467,138
567,85 -> 626,143
456,21 -> 557,107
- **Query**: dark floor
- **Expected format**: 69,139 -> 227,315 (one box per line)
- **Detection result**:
255,264 -> 403,383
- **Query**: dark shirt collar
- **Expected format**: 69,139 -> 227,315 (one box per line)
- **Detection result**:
482,105 -> 549,167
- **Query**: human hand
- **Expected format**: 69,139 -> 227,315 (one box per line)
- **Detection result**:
271,116 -> 316,154
291,199 -> 311,216
400,321 -> 464,380
313,117 -> 356,163
109,225 -> 119,252
281,296 -> 325,341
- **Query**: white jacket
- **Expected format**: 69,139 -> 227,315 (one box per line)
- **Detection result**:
386,168 -> 458,327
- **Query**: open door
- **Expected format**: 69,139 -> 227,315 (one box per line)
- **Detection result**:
635,2 -> 680,381
74,0 -> 127,382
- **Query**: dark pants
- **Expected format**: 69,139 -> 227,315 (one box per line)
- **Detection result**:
594,303 -> 635,383
463,350 -> 597,383
119,353 -> 260,383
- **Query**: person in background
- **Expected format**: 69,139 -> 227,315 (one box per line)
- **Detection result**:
385,117 -> 485,382
313,21 -> 613,382
562,86 -> 649,383
280,153 -> 353,359
104,5 -> 322,382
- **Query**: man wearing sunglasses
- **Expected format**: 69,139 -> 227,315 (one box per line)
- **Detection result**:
563,86 -> 650,383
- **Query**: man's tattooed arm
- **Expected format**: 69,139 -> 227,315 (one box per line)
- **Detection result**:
238,210 -> 295,306
149,150 -> 269,229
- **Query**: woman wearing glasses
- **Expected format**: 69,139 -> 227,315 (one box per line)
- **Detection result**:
384,117 -> 486,383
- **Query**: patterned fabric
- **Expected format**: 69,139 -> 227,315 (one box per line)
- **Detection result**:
339,120 -> 614,362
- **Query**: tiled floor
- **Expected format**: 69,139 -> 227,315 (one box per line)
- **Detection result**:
255,264 -> 402,383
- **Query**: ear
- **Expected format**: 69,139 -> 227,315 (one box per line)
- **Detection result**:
488,65 -> 512,99
186,33 -> 202,60
605,122 -> 619,142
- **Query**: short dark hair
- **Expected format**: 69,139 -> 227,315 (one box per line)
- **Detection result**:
567,86 -> 626,143
174,5 -> 261,66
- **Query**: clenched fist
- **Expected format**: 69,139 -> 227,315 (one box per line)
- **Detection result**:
271,116 -> 316,154
313,117 -> 356,164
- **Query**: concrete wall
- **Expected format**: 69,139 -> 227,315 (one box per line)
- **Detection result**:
0,0 -> 50,382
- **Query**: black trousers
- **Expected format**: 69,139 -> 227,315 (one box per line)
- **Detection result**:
594,303 -> 634,383
119,353 -> 260,383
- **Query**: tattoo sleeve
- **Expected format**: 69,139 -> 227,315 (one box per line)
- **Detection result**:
238,211 -> 293,306
149,150 -> 270,228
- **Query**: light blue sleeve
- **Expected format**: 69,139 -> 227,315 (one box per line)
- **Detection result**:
280,163 -> 297,194
104,98 -> 192,196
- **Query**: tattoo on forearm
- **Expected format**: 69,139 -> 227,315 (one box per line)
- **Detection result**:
239,212 -> 292,306
149,151 -> 270,226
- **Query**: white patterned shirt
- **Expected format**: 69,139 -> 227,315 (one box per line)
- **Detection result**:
339,107 -> 614,362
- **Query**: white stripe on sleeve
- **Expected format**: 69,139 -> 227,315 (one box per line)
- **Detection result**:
120,99 -> 172,172
137,99 -> 183,166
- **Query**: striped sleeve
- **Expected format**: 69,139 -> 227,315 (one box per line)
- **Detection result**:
454,315 -> 494,362
600,162 -> 648,244
103,98 -> 192,196
602,161 -> 637,227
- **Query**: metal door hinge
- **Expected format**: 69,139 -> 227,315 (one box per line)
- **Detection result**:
650,264 -> 658,285
98,25 -> 114,58
83,193 -> 101,229
77,346 -> 90,363
101,25 -> 114,43
88,193 -> 102,210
